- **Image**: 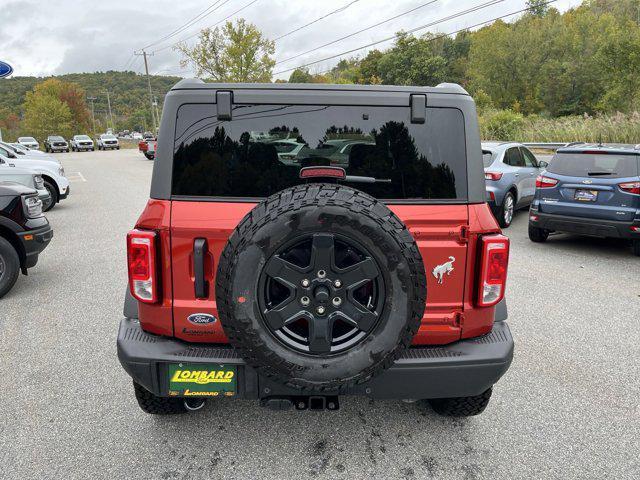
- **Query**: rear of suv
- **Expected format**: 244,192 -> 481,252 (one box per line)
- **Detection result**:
117,81 -> 514,416
529,144 -> 640,255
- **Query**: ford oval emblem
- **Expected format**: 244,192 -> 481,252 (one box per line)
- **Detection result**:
187,313 -> 217,325
0,61 -> 14,78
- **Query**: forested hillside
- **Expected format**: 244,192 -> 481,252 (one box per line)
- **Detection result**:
0,71 -> 181,133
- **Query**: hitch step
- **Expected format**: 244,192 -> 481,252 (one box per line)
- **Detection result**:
261,396 -> 339,411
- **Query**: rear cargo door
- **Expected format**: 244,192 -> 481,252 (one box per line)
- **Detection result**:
539,152 -> 640,221
169,99 -> 470,344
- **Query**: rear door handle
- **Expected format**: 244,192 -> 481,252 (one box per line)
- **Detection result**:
194,238 -> 209,299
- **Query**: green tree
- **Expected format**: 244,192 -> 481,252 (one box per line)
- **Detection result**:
289,69 -> 313,83
527,0 -> 550,17
23,92 -> 73,140
31,78 -> 91,133
176,19 -> 275,82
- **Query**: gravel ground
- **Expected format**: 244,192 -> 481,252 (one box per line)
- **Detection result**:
1,149 -> 639,480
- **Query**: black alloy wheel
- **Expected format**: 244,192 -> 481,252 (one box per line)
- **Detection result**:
258,233 -> 384,355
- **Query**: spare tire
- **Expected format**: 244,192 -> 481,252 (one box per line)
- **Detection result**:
215,184 -> 426,390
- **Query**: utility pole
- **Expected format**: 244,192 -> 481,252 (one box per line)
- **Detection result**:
152,95 -> 161,132
135,50 -> 157,132
87,96 -> 97,136
105,90 -> 115,131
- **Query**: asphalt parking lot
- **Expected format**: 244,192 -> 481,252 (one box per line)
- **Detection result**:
1,149 -> 639,480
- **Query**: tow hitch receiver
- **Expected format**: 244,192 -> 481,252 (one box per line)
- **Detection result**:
261,396 -> 340,411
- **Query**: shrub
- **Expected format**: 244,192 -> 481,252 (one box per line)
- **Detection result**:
479,109 -> 525,141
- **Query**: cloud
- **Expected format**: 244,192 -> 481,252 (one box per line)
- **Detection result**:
0,0 -> 583,79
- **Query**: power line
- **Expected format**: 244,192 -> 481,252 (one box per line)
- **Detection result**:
315,0 -> 559,77
273,0 -> 506,76
272,0 -> 361,42
152,0 -> 260,54
140,0 -> 230,51
276,0 -> 440,66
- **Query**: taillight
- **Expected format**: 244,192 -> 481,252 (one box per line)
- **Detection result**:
485,172 -> 503,181
536,175 -> 558,188
127,229 -> 158,303
618,182 -> 640,195
476,234 -> 509,307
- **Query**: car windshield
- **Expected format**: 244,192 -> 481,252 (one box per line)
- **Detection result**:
102,135 -> 116,140
482,150 -> 496,168
19,137 -> 36,142
76,135 -> 90,140
548,153 -> 639,178
50,136 -> 64,141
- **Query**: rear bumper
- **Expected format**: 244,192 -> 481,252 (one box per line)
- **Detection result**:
19,222 -> 53,269
117,318 -> 514,400
530,211 -> 640,239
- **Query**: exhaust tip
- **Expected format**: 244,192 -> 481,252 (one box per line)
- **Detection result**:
184,398 -> 206,411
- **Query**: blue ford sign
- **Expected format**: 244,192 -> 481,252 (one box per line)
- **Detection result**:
0,61 -> 14,78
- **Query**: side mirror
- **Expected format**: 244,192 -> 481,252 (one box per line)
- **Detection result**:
538,160 -> 548,169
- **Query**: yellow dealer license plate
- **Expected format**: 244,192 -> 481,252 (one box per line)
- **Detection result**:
168,363 -> 237,397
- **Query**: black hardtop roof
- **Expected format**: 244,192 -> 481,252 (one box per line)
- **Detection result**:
170,78 -> 469,95
557,143 -> 640,155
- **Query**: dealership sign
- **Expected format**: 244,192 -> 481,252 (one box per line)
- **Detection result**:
0,61 -> 13,78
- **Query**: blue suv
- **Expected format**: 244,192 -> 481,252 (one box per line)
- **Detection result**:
483,142 -> 548,228
529,144 -> 640,256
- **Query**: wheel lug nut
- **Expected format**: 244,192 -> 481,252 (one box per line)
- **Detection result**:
301,279 -> 310,287
316,306 -> 326,315
332,297 -> 342,307
300,296 -> 310,306
317,270 -> 326,278
334,279 -> 342,288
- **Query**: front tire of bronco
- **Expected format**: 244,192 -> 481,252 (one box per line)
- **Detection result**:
133,382 -> 187,415
428,388 -> 493,417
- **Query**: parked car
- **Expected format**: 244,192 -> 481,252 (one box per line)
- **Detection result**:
138,140 -> 149,153
132,132 -> 143,140
0,145 -> 69,211
1,141 -> 58,163
70,135 -> 95,151
44,135 -> 69,153
96,134 -> 120,150
17,137 -> 40,150
143,140 -> 156,160
0,163 -> 52,210
529,143 -> 640,255
117,80 -> 513,416
9,143 -> 48,157
0,181 -> 53,298
482,142 -> 548,228
268,139 -> 307,163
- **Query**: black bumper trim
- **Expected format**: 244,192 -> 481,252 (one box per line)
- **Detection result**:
19,223 -> 53,269
531,211 -> 640,238
117,318 -> 514,400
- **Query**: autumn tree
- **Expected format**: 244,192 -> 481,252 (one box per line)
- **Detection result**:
23,92 -> 73,140
176,19 -> 275,82
28,78 -> 91,133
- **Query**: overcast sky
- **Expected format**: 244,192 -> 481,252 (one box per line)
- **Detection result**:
0,0 -> 582,80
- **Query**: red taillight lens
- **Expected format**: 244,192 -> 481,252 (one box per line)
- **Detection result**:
618,182 -> 640,195
127,229 -> 158,303
485,172 -> 503,181
476,234 -> 510,307
536,175 -> 558,188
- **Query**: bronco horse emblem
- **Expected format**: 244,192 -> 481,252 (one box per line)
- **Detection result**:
432,256 -> 455,284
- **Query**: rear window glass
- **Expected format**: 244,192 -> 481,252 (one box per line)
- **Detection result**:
482,150 -> 495,168
172,104 -> 467,200
549,153 -> 639,178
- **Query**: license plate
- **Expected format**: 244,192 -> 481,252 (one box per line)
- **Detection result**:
575,189 -> 598,202
168,363 -> 237,397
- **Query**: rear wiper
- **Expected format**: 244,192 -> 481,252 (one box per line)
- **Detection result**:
587,171 -> 616,176
343,175 -> 392,184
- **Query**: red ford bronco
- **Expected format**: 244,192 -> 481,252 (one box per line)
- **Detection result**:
118,81 -> 513,416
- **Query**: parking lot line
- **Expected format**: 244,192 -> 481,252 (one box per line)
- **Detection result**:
67,171 -> 86,182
